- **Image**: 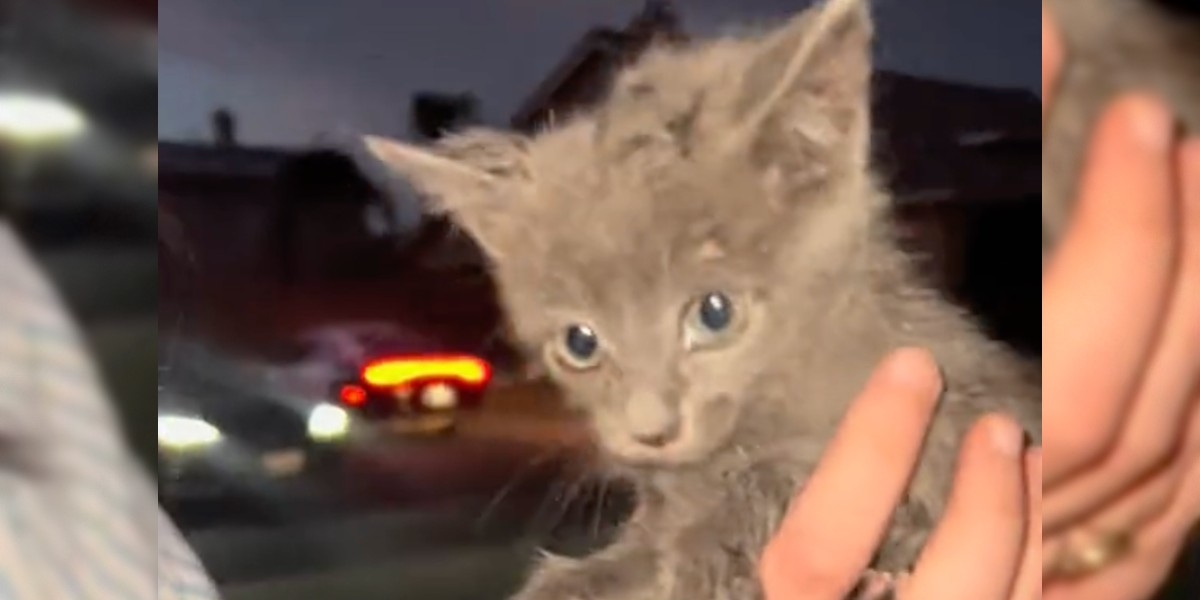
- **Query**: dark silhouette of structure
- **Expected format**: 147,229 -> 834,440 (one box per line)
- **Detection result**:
507,0 -> 1040,354
511,0 -> 685,132
410,92 -> 480,140
158,0 -> 1039,356
70,0 -> 156,22
212,108 -> 237,147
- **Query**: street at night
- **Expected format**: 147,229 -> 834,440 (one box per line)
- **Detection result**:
171,375 -> 632,600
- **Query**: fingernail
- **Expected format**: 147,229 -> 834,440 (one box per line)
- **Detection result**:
883,347 -> 943,396
988,415 -> 1024,458
1125,95 -> 1175,151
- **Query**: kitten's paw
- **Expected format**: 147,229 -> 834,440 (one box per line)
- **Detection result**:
847,569 -> 910,600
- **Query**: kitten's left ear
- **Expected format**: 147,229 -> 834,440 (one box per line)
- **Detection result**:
730,0 -> 874,173
364,130 -> 532,261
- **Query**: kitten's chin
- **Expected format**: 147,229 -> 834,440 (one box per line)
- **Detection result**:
606,439 -> 715,468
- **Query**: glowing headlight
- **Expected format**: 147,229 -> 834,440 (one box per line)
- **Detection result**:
158,415 -> 222,451
307,403 -> 350,442
0,92 -> 88,144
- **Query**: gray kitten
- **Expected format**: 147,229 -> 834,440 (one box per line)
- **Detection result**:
1043,0 -> 1200,249
366,0 -> 1039,598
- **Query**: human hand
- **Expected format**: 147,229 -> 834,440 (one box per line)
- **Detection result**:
1042,5 -> 1200,599
758,348 -> 1039,600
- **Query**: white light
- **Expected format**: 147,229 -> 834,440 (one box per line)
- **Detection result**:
158,415 -> 222,451
307,403 -> 350,442
0,92 -> 88,144
421,383 -> 459,410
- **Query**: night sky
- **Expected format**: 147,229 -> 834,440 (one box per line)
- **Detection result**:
159,0 -> 1038,147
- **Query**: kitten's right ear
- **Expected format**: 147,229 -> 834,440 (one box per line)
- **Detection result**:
364,131 -> 532,261
728,0 -> 874,176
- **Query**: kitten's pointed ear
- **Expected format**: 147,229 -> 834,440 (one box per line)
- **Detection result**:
733,0 -> 874,172
364,135 -> 497,194
363,131 -> 531,261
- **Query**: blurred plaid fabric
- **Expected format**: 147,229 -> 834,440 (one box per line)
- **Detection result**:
0,222 -> 219,599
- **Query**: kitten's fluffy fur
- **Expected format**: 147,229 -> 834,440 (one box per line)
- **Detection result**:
1043,0 -> 1200,248
367,0 -> 1040,597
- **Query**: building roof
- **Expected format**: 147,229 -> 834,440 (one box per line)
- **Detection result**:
509,2 -> 1039,203
510,0 -> 684,131
157,141 -> 297,180
160,0 -> 1038,206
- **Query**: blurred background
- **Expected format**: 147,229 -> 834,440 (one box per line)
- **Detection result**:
32,1 -> 1200,600
0,0 -> 155,459
153,1 -> 1043,599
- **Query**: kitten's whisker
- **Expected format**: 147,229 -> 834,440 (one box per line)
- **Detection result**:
475,443 -> 567,531
590,478 -> 610,539
543,469 -> 590,537
524,462 -> 583,538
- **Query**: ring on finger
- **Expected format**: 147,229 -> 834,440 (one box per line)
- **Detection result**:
1047,526 -> 1135,580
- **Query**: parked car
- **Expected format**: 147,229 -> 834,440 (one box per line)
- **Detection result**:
267,322 -> 494,436
157,339 -> 355,528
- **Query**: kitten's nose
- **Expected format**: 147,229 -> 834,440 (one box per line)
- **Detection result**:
625,391 -> 681,448
632,422 -> 681,448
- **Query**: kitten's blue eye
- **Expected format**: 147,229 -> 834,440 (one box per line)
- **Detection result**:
698,292 -> 733,332
558,324 -> 601,369
683,291 -> 741,350
566,325 -> 598,358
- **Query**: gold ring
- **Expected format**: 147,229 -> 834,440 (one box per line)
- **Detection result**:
1048,528 -> 1134,580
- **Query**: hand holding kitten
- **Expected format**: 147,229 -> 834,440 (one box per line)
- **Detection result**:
762,7 -> 1200,599
1042,4 -> 1200,598
758,349 -> 1039,600
366,1 -> 1040,598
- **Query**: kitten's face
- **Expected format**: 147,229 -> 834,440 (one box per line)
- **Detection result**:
482,140 -> 801,466
366,0 -> 876,466
531,273 -> 773,466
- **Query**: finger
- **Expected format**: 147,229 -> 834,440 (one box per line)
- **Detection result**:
1042,4 -> 1062,119
760,348 -> 942,600
1071,460 -> 1183,543
1043,535 -> 1066,580
1184,137 -> 1200,240
1043,95 -> 1182,486
904,415 -> 1027,600
1045,392 -> 1200,567
1123,403 -> 1200,552
1045,137 -> 1200,528
1046,404 -> 1200,599
1044,543 -> 1179,600
1143,450 -> 1200,561
1046,454 -> 1200,600
1012,450 -> 1043,600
